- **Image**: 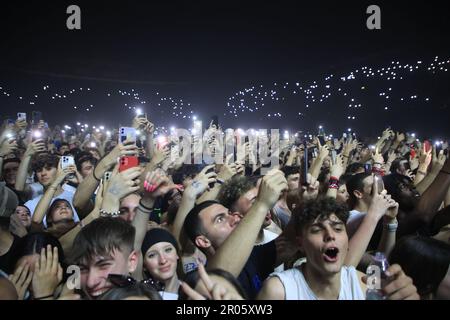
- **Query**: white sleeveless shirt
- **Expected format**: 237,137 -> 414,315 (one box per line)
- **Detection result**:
270,263 -> 365,300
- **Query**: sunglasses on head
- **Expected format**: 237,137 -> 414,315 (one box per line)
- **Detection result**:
107,274 -> 165,291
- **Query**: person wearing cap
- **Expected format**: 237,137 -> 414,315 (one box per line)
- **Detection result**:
141,227 -> 181,300
0,182 -> 22,274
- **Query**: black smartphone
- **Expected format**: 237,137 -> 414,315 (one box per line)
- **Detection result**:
318,135 -> 326,145
364,163 -> 372,174
301,142 -> 309,186
32,111 -> 42,124
205,166 -> 216,189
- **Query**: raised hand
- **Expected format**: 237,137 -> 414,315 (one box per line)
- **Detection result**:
0,139 -> 18,157
367,176 -> 397,221
142,170 -> 175,199
372,146 -> 384,165
150,146 -> 170,167
185,165 -> 217,199
395,132 -> 406,143
256,170 -> 288,209
302,173 -> 320,201
382,264 -> 419,300
24,140 -> 45,157
217,154 -> 238,181
103,140 -> 139,169
8,262 -> 33,300
180,262 -> 243,300
32,245 -> 63,299
330,153 -> 345,179
106,166 -> 142,200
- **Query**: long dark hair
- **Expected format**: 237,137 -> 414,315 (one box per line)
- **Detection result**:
389,235 -> 450,297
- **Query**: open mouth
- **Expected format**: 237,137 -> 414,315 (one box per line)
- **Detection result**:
323,247 -> 339,262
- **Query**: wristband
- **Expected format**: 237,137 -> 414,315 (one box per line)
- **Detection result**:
93,167 -> 101,182
328,177 -> 339,189
139,200 -> 153,211
372,167 -> 385,177
385,222 -> 398,232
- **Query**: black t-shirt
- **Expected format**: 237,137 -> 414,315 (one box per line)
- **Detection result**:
0,234 -> 23,275
237,240 -> 277,299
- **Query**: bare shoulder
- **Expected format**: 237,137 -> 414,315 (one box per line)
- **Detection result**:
257,276 -> 286,300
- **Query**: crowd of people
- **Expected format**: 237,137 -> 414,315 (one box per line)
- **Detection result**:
0,114 -> 449,300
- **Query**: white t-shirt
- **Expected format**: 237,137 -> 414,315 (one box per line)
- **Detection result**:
25,184 -> 80,227
270,262 -> 365,300
346,209 -> 367,239
159,291 -> 179,300
256,229 -> 279,246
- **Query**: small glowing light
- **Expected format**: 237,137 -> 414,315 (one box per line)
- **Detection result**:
76,122 -> 81,126
106,131 -> 111,136
90,142 -> 96,148
193,116 -> 197,121
136,108 -> 142,115
99,126 -> 105,130
95,129 -> 100,133
33,131 -> 42,138
347,128 -> 352,132
411,133 -> 416,137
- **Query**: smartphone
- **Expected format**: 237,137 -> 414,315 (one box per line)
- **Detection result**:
410,148 -> 416,160
205,166 -> 216,189
61,156 -> 75,168
119,127 -> 137,144
301,142 -> 309,186
119,156 -> 139,172
61,156 -> 76,179
364,163 -> 372,174
32,111 -> 42,124
32,130 -> 44,142
17,113 -> 27,122
137,113 -> 147,119
103,171 -> 112,182
318,135 -> 326,145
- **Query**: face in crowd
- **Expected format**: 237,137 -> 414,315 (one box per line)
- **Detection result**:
15,205 -> 31,228
143,242 -> 179,283
79,248 -> 138,299
298,213 -> 348,277
119,194 -> 141,223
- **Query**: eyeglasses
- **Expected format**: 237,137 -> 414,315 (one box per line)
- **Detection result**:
107,274 -> 165,291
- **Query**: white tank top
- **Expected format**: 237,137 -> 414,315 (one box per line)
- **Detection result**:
271,263 -> 365,300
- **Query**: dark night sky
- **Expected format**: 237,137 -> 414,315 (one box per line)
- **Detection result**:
0,1 -> 449,138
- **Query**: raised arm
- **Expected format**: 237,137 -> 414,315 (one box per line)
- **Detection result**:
32,163 -> 76,225
172,165 -> 216,245
345,177 -> 396,267
15,140 -> 46,192
208,170 -> 287,277
72,141 -> 138,217
309,141 -> 329,180
326,153 -> 345,199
